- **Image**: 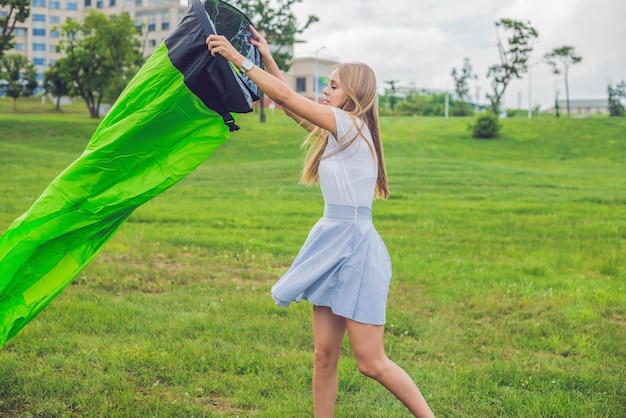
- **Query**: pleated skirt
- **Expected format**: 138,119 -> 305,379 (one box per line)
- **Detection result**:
271,204 -> 392,325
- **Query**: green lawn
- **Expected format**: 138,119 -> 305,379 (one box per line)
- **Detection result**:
0,104 -> 625,417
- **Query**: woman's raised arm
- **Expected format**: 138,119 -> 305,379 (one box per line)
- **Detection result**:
206,33 -> 336,136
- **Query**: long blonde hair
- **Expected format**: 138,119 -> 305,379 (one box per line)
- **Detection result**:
300,62 -> 389,199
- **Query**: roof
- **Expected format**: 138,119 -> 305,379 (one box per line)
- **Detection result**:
556,99 -> 608,107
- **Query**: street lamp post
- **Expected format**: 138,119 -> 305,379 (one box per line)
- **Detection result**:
528,64 -> 533,119
528,61 -> 539,119
314,46 -> 325,103
475,85 -> 481,112
445,80 -> 450,118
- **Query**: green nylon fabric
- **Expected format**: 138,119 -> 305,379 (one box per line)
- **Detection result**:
0,43 -> 231,347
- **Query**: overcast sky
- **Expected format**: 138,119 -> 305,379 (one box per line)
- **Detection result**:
289,0 -> 626,110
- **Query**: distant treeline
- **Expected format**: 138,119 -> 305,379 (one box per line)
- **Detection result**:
379,89 -> 478,117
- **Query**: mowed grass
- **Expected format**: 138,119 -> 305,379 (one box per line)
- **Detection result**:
0,101 -> 625,417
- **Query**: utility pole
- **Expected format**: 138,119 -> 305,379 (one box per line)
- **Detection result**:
475,86 -> 481,112
445,81 -> 450,118
528,63 -> 533,118
314,46 -> 325,103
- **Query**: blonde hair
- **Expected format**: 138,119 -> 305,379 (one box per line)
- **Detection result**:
300,62 -> 389,199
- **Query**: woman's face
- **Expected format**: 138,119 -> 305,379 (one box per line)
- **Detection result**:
322,69 -> 347,108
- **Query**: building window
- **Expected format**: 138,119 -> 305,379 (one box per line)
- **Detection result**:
296,77 -> 306,93
50,30 -> 60,38
50,15 -> 60,23
33,43 -> 46,51
14,28 -> 27,36
14,43 -> 25,51
32,14 -> 46,22
49,44 -> 57,52
67,1 -> 78,9
33,58 -> 46,65
147,13 -> 156,31
33,0 -> 46,6
148,39 -> 156,47
109,0 -> 116,6
161,10 -> 169,30
134,0 -> 141,6
33,28 -> 46,36
50,0 -> 60,8
96,0 -> 103,7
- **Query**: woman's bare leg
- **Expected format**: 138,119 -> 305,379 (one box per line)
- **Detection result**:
312,306 -> 347,418
346,320 -> 435,418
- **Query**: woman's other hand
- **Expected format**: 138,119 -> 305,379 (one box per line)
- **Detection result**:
249,25 -> 272,61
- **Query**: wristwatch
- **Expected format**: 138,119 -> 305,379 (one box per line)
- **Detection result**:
240,58 -> 254,74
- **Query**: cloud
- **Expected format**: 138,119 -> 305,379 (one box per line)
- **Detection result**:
291,0 -> 626,108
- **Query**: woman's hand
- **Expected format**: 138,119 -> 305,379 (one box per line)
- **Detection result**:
207,25 -> 276,71
248,25 -> 272,62
206,34 -> 243,66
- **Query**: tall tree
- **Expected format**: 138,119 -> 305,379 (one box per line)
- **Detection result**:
232,0 -> 318,122
543,46 -> 582,117
0,0 -> 29,60
451,57 -> 477,101
0,53 -> 37,110
54,10 -> 142,118
43,65 -> 70,110
486,18 -> 538,114
607,80 -> 625,117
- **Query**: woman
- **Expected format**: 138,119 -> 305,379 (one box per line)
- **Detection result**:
207,27 -> 435,418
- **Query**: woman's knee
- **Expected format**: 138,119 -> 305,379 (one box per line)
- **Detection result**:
314,344 -> 341,369
355,356 -> 391,379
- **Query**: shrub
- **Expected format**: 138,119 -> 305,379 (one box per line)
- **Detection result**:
468,112 -> 501,139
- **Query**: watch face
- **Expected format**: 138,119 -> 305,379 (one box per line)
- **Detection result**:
242,58 -> 254,71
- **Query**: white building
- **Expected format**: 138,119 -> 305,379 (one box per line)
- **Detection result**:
284,55 -> 339,103
1,0 -> 186,83
546,99 -> 610,116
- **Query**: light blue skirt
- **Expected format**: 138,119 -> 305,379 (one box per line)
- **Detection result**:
271,204 -> 392,325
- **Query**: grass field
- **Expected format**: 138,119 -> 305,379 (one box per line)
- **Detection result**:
0,98 -> 625,417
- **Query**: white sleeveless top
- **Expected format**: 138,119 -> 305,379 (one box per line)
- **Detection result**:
317,108 -> 377,208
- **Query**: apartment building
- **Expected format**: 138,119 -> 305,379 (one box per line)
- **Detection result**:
1,0 -> 187,83
2,0 -> 341,100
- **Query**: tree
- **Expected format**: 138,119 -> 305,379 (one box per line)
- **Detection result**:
386,87 -> 471,117
451,57 -> 477,101
0,0 -> 29,60
451,57 -> 477,116
0,53 -> 37,110
232,0 -> 318,122
486,18 -> 538,114
543,46 -> 582,117
607,80 -> 625,117
468,111 -> 501,139
54,10 -> 142,118
43,65 -> 70,110
553,96 -> 560,118
384,79 -> 399,112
